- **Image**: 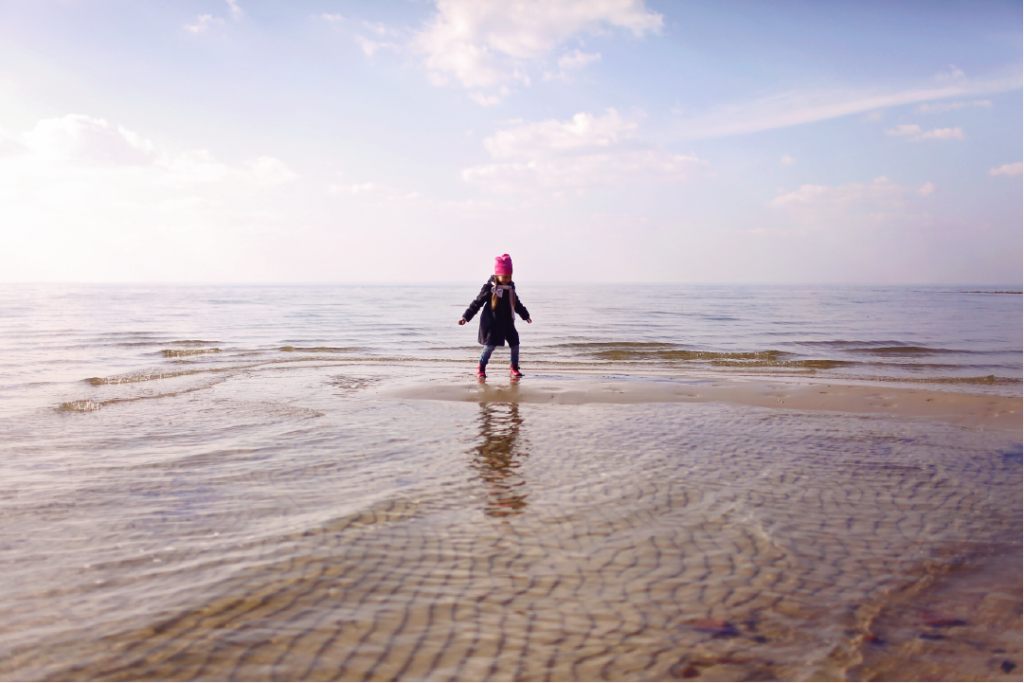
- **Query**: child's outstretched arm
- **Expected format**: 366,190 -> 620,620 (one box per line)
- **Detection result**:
458,283 -> 491,325
514,295 -> 531,323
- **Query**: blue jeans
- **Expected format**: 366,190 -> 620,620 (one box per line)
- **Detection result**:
480,344 -> 519,366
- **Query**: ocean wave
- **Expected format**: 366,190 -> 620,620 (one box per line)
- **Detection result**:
794,339 -> 906,347
792,341 -> 999,358
58,400 -> 101,412
895,375 -> 1022,386
958,290 -> 1022,295
111,339 -> 223,347
660,350 -> 783,361
63,376 -> 232,412
863,362 -> 987,370
85,368 -> 218,385
279,346 -> 362,353
710,358 -> 850,369
162,348 -> 221,357
794,340 -> 963,352
850,346 -> 954,355
593,348 -> 785,362
551,342 -> 678,350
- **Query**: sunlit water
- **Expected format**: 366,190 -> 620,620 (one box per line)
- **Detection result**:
2,284 -> 1020,396
0,284 -> 1020,681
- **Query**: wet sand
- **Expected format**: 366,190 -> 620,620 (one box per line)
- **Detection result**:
385,373 -> 1022,433
850,547 -> 1023,682
2,364 -> 1020,682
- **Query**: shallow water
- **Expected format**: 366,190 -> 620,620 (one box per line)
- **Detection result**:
0,285 -> 1021,681
0,284 -> 1020,403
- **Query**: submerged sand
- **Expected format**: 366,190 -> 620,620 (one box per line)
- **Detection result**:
3,364 -> 1021,682
384,373 -> 1022,433
850,548 -> 1022,682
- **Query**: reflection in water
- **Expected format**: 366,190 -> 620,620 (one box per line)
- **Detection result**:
471,400 -> 529,517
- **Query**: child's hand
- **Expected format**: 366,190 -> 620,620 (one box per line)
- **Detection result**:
526,318 -> 532,323
458,318 -> 467,325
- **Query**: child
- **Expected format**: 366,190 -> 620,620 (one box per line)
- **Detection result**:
458,254 -> 532,378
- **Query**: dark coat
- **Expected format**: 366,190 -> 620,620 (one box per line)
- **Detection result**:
463,276 -> 530,347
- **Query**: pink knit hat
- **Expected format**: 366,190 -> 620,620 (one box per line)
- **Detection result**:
494,254 -> 513,275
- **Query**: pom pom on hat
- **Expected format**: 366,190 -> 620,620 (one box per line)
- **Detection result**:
494,254 -> 513,275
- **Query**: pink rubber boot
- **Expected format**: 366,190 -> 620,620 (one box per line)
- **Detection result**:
476,364 -> 487,378
510,364 -> 523,378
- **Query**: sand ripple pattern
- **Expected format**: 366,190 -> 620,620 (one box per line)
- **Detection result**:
2,398 -> 1020,681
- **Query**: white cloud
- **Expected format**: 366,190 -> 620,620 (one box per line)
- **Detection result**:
462,110 -> 706,192
545,49 -> 602,80
3,114 -> 294,200
989,162 -> 1022,177
484,110 -> 636,157
184,15 -> 225,33
0,114 -> 301,281
9,114 -> 291,188
468,90 -> 507,106
159,148 -> 230,183
780,155 -> 797,166
225,0 -> 242,20
918,127 -> 964,140
18,114 -> 158,165
414,0 -> 661,102
915,99 -> 992,114
770,176 -> 935,225
885,124 -> 964,141
559,48 -> 601,71
249,156 -> 299,185
363,21 -> 389,36
669,72 -> 1019,140
355,20 -> 403,55
355,36 -> 383,56
885,124 -> 922,137
322,14 -> 344,23
933,65 -> 967,85
326,179 -> 493,213
329,181 -> 391,195
186,2 -> 240,33
0,130 -> 29,157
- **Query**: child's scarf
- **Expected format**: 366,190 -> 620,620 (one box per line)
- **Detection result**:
490,282 -> 516,318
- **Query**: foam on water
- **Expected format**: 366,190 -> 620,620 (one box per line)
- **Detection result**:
161,347 -> 221,357
57,399 -> 101,412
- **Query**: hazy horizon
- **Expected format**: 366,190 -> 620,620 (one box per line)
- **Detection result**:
4,281 -> 1021,289
1,0 -> 1020,285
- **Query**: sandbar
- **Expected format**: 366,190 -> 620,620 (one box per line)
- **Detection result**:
383,374 -> 1022,434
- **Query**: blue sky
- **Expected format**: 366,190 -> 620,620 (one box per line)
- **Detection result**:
0,0 -> 1020,283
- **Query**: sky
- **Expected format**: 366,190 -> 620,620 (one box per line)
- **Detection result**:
0,0 -> 1020,284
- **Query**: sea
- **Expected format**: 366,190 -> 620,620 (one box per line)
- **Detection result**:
0,284 -> 1021,681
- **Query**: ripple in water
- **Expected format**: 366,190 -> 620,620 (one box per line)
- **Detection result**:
0,284 -> 1019,680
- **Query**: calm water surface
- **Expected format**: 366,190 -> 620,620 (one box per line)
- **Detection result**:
1,284 -> 1020,395
0,284 -> 1020,681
